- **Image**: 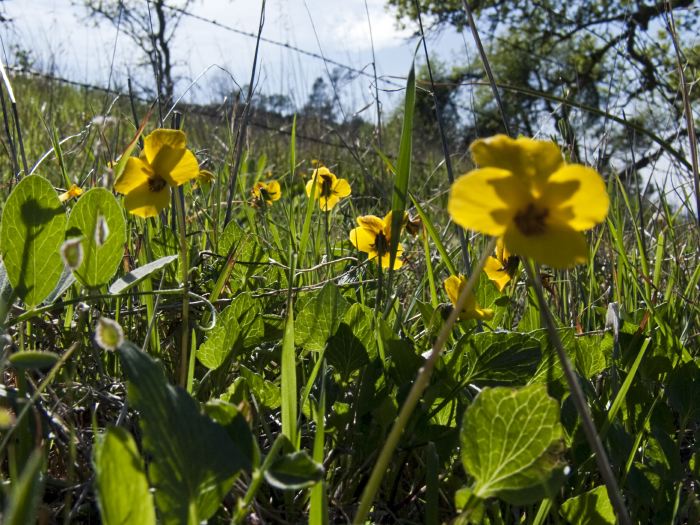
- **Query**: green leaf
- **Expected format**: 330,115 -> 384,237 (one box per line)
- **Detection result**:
294,283 -> 349,351
388,63 -> 415,274
204,399 -> 259,470
196,293 -> 264,370
117,342 -> 247,525
560,486 -> 616,525
93,427 -> 156,525
265,451 -> 324,490
9,351 -> 59,370
65,188 -> 126,287
666,361 -> 700,423
527,328 -> 577,386
108,255 -> 178,295
451,331 -> 541,386
0,175 -> 66,307
575,333 -> 612,379
460,385 -> 565,504
326,303 -> 377,382
43,267 -> 76,304
3,448 -> 45,525
239,365 -> 281,410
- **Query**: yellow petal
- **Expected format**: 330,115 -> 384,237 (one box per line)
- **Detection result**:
165,149 -> 200,186
114,157 -> 152,194
443,275 -> 463,306
320,194 -> 339,211
59,184 -> 83,203
332,178 -> 351,198
484,256 -> 511,292
143,129 -> 187,166
123,182 -> 171,218
267,180 -> 282,201
470,135 -> 563,193
448,168 -> 529,236
540,164 -> 609,231
469,305 -> 495,321
357,215 -> 384,235
150,146 -> 185,181
313,166 -> 333,179
379,243 -> 404,269
305,179 -> 316,198
504,225 -> 589,268
349,226 -> 376,253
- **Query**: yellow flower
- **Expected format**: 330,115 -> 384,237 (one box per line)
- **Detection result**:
252,180 -> 282,206
305,167 -> 351,211
448,135 -> 609,268
483,238 -> 519,292
443,275 -> 494,321
349,211 -> 403,270
59,184 -> 84,203
113,129 -> 200,218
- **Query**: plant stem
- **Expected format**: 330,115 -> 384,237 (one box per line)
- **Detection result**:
353,237 -> 496,524
522,260 -> 631,525
174,186 -> 191,388
232,435 -> 286,524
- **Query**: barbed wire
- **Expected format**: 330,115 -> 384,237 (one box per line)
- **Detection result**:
6,65 -> 357,151
161,3 -> 404,90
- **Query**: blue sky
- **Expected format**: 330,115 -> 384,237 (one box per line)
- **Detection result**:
0,0 -> 466,112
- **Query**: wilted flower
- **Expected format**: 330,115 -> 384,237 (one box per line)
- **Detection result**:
448,135 -> 609,268
94,317 -> 124,351
114,129 -> 200,218
60,238 -> 84,270
59,184 -> 83,203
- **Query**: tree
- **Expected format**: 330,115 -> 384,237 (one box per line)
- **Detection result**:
82,0 -> 195,106
386,0 -> 700,174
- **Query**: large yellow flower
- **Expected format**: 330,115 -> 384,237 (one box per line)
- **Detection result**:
252,180 -> 282,206
448,135 -> 609,268
305,167 -> 351,211
349,211 -> 403,270
483,238 -> 519,292
114,129 -> 200,218
443,275 -> 494,320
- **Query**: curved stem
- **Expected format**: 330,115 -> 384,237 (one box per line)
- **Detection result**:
522,260 -> 631,525
353,237 -> 496,524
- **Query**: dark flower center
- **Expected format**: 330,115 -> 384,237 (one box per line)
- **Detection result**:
514,203 -> 548,235
320,175 -> 333,198
374,232 -> 389,256
148,176 -> 167,193
502,256 -> 520,277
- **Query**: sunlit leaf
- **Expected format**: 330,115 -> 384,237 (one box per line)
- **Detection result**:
460,385 -> 566,504
0,175 -> 66,307
93,427 -> 156,525
65,188 -> 126,287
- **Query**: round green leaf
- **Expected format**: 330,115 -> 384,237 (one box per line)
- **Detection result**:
460,385 -> 566,504
65,188 -> 126,287
0,175 -> 66,307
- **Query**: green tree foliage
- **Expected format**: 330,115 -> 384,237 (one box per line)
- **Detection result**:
387,0 -> 699,171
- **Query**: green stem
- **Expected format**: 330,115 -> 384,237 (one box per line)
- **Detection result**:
174,187 -> 191,388
353,237 -> 496,524
232,435 -> 286,524
522,260 -> 631,525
